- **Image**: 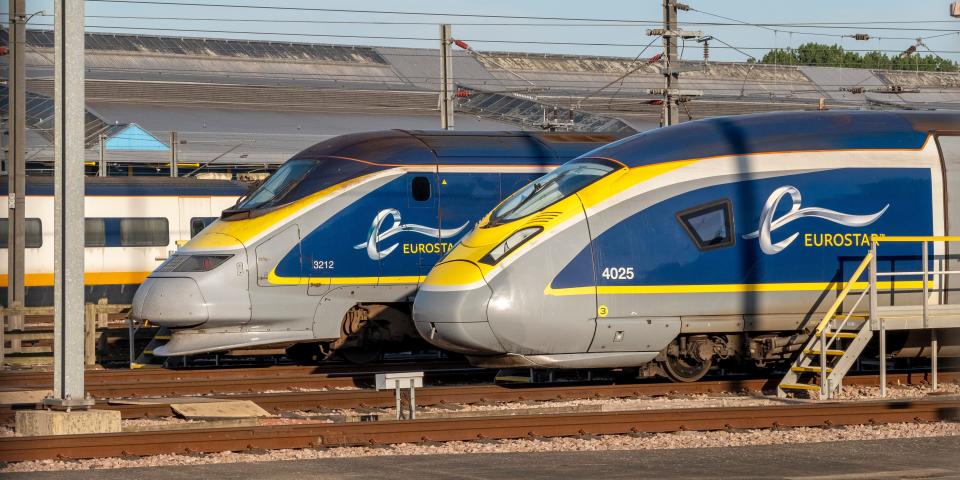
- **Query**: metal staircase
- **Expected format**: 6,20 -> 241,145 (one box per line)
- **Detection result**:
779,236 -> 960,399
778,251 -> 875,399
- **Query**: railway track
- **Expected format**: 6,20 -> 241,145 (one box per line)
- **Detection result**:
2,371 -> 954,424
2,398 -> 958,462
0,361 -> 486,397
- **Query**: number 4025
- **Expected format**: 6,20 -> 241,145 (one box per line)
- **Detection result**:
601,267 -> 634,280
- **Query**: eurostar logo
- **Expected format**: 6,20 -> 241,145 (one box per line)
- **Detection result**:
743,186 -> 889,255
354,208 -> 469,260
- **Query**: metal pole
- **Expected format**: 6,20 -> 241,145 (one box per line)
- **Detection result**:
931,329 -> 938,391
409,379 -> 416,420
97,134 -> 106,177
394,383 -> 401,420
870,240 -> 886,397
820,330 -> 828,399
439,24 -> 454,130
921,241 -> 929,328
7,0 -> 27,341
661,0 -> 679,127
170,132 -> 178,177
44,0 -> 91,410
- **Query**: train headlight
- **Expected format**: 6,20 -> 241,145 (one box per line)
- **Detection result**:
479,227 -> 542,265
158,254 -> 233,272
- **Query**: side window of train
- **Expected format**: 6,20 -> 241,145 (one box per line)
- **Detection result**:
190,217 -> 218,238
411,176 -> 432,202
83,218 -> 169,247
676,199 -> 735,251
0,218 -> 43,248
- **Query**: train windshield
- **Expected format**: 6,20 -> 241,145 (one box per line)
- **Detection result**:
487,158 -> 620,226
234,159 -> 315,211
226,157 -> 387,217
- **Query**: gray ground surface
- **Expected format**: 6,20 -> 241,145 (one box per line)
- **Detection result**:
6,436 -> 960,480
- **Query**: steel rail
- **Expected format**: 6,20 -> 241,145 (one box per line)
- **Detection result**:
1,398 -> 958,462
0,361 -> 482,394
2,371 -> 954,424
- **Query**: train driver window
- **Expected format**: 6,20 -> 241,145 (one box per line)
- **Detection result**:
676,200 -> 735,251
0,218 -> 43,248
190,217 -> 218,237
411,176 -> 431,202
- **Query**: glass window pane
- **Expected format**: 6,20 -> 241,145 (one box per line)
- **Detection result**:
0,218 -> 43,248
488,158 -> 619,226
190,217 -> 217,237
678,201 -> 733,250
120,218 -> 169,247
85,219 -> 106,247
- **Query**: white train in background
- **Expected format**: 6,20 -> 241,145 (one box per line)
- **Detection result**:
0,176 -> 246,306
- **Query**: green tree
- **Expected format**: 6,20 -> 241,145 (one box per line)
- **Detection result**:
760,42 -> 957,72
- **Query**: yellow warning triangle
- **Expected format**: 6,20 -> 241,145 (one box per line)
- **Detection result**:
441,179 -> 448,185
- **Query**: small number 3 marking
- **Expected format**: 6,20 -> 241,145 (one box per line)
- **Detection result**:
597,305 -> 609,317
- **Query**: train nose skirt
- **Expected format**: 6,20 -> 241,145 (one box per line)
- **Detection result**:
132,277 -> 209,327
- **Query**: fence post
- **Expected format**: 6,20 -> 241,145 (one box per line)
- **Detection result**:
8,301 -> 23,354
96,298 -> 109,329
84,303 -> 97,367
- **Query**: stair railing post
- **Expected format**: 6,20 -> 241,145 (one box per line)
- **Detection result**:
922,241 -> 929,329
870,240 -> 886,398
820,329 -> 828,399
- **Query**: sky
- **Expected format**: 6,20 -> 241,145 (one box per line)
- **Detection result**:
9,0 -> 960,63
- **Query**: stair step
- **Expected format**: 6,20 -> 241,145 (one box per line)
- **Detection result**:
825,332 -> 858,339
780,383 -> 821,391
153,336 -> 171,340
791,366 -> 833,373
804,348 -> 845,356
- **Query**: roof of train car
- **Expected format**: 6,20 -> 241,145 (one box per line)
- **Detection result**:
587,110 -> 960,168
292,130 -> 622,166
1,176 -> 250,196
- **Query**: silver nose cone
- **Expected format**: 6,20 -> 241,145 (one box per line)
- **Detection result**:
131,277 -> 208,327
413,261 -> 505,355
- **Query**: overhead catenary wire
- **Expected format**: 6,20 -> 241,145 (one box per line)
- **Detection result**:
23,22 -> 960,55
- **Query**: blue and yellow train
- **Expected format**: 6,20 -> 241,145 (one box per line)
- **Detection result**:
131,130 -> 618,361
413,111 -> 960,380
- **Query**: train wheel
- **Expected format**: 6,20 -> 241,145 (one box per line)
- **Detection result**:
662,353 -> 712,383
285,343 -> 321,365
338,347 -> 382,364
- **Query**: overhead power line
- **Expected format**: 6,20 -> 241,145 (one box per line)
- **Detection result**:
82,1 -> 960,28
25,23 -> 960,54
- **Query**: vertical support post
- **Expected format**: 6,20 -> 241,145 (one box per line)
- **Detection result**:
84,303 -> 96,367
170,132 -> 178,177
127,318 -> 136,368
922,241 -> 929,329
7,0 -> 27,343
819,330 -> 828,399
45,0 -> 92,410
97,134 -> 106,177
661,0 -> 679,127
870,240 -> 886,397
394,383 -> 402,420
439,24 -> 455,130
931,329 -> 938,391
0,308 -> 5,365
409,379 -> 416,420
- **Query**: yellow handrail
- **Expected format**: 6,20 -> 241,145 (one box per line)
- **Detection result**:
813,251 -> 874,336
876,236 -> 960,243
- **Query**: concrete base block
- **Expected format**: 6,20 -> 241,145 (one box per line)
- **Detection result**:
15,409 -> 121,436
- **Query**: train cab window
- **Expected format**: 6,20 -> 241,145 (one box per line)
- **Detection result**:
119,218 -> 169,247
677,200 -> 735,251
190,217 -> 218,237
486,158 -> 620,226
0,218 -> 43,248
85,219 -> 106,247
411,176 -> 432,202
